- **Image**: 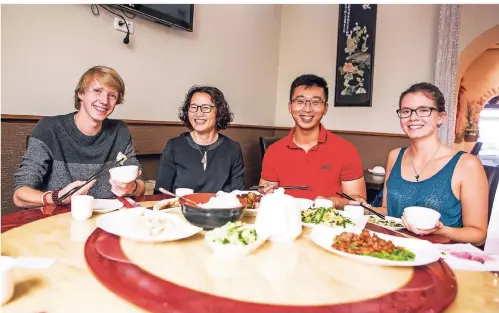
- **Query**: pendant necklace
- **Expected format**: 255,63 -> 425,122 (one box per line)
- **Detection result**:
194,134 -> 217,171
408,145 -> 440,181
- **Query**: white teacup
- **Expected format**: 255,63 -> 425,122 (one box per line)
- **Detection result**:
175,188 -> 194,197
314,198 -> 334,208
71,195 -> 94,221
0,256 -> 15,305
343,205 -> 364,219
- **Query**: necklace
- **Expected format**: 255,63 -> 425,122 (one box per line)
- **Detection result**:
408,145 -> 441,181
193,134 -> 218,171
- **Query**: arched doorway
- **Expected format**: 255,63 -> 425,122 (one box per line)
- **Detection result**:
454,25 -> 499,152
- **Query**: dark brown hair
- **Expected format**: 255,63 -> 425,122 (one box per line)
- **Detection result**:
178,85 -> 234,130
399,82 -> 445,112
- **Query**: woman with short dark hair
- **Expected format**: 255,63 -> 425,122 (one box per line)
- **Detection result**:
155,85 -> 244,193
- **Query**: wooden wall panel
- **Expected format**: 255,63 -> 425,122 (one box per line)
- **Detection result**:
1,115 -> 408,214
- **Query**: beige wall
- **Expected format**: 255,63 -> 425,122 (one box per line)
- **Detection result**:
2,4 -> 498,134
1,4 -> 281,126
275,4 -> 439,134
459,4 -> 499,53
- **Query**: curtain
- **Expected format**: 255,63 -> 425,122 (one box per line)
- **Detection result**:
434,4 -> 461,146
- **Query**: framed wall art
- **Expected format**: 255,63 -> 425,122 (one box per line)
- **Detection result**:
334,4 -> 378,107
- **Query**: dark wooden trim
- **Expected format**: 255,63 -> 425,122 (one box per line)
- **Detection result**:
274,126 -> 407,138
1,114 -> 406,137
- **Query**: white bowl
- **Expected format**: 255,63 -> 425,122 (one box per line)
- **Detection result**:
314,198 -> 334,208
372,166 -> 385,174
295,198 -> 314,211
204,225 -> 269,259
343,205 -> 364,219
403,206 -> 441,230
0,256 -> 15,305
109,165 -> 139,183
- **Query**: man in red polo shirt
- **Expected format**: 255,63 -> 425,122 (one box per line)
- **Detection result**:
259,74 -> 366,208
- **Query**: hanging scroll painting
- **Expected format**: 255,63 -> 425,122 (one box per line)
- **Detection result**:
334,4 -> 378,107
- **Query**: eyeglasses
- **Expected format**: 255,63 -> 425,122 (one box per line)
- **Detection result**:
396,107 -> 441,119
188,104 -> 216,113
291,98 -> 325,109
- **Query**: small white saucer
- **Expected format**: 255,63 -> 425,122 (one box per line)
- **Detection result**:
93,199 -> 124,214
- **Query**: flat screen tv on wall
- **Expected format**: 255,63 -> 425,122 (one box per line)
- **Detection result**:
114,4 -> 194,32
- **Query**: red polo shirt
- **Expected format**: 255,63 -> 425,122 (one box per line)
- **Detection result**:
261,124 -> 363,200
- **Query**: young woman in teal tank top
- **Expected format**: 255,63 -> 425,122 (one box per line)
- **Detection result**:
370,83 -> 489,246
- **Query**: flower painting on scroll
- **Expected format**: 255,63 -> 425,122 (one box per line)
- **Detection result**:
334,4 -> 377,107
338,23 -> 370,96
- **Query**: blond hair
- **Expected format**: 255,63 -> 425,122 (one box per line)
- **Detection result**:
74,66 -> 126,110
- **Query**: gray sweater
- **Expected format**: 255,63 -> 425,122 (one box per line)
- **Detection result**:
14,112 -> 142,199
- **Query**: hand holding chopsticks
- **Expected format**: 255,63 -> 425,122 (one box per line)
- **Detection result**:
57,157 -> 126,202
336,192 -> 386,220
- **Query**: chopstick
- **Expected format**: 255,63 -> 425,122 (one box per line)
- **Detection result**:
58,156 -> 127,202
249,185 -> 310,190
335,192 -> 386,220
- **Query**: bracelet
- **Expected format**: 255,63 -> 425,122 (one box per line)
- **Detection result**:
51,189 -> 67,206
41,191 -> 51,206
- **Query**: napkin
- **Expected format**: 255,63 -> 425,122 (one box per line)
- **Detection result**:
434,243 -> 499,271
14,257 -> 55,269
255,188 -> 302,242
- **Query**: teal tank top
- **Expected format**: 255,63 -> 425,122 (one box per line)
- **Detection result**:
386,147 -> 465,228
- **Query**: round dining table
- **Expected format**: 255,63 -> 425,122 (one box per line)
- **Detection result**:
1,195 -> 498,313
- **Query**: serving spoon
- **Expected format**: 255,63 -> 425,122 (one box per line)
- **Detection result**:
159,188 -> 199,206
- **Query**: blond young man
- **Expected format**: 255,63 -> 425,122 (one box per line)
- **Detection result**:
13,66 -> 145,208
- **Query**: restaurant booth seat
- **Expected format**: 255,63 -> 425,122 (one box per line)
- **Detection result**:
258,137 -> 281,158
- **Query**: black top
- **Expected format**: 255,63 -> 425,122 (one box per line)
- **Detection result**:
154,132 -> 245,193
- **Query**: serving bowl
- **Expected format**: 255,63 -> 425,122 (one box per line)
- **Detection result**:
403,206 -> 441,230
204,223 -> 269,258
109,165 -> 138,183
179,193 -> 246,230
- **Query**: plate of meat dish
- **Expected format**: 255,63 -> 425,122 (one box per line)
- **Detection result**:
153,198 -> 181,212
232,191 -> 262,216
310,227 -> 440,267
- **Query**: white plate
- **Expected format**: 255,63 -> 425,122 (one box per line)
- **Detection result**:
93,199 -> 123,214
368,169 -> 385,176
153,198 -> 180,212
301,207 -> 368,231
96,208 -> 202,243
310,227 -> 441,267
367,215 -> 405,231
205,224 -> 269,258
